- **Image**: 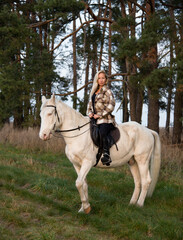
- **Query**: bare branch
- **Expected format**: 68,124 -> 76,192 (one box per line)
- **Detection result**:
49,19 -> 95,52
83,0 -> 114,23
159,0 -> 183,9
36,73 -> 136,98
28,18 -> 57,28
128,0 -> 147,13
158,49 -> 171,62
49,17 -> 114,52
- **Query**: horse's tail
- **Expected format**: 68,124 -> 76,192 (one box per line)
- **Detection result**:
147,130 -> 161,197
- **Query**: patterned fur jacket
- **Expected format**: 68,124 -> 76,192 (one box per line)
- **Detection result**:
87,85 -> 116,125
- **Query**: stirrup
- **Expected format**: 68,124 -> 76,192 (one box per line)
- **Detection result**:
101,153 -> 112,166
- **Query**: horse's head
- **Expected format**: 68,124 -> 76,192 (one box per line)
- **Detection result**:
39,94 -> 58,141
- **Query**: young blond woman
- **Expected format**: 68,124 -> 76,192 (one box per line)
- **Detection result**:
87,70 -> 116,166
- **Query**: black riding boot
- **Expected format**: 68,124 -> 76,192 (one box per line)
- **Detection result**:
96,148 -> 103,162
101,139 -> 111,166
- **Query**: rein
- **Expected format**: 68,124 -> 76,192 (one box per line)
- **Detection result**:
46,104 -> 90,135
55,121 -> 90,133
52,128 -> 90,138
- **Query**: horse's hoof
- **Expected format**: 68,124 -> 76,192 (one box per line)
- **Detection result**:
78,207 -> 84,213
84,206 -> 91,214
136,202 -> 144,207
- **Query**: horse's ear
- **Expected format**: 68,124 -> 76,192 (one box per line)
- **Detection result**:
51,93 -> 55,104
42,96 -> 46,103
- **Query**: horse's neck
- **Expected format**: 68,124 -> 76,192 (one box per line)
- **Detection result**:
57,101 -> 87,129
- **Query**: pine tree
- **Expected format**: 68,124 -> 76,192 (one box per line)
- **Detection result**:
0,1 -> 29,127
0,0 -> 84,127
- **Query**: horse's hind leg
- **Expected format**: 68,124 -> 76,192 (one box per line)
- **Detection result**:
128,158 -> 141,205
135,153 -> 152,207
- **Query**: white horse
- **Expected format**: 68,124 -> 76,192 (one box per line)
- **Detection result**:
39,94 -> 161,214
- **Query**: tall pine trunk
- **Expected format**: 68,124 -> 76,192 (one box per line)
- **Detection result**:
172,88 -> 183,143
123,80 -> 129,122
172,8 -> 183,143
146,0 -> 159,133
73,18 -> 77,109
98,0 -> 109,70
108,0 -> 112,87
82,57 -> 90,115
127,2 -> 138,122
166,35 -> 173,134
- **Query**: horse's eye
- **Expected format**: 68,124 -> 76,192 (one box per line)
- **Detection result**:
47,113 -> 52,116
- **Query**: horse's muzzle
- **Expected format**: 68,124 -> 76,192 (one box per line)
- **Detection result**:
39,131 -> 51,141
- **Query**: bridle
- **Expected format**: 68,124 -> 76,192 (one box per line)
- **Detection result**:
46,105 -> 90,135
46,104 -> 60,122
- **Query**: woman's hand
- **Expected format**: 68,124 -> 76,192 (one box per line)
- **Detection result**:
93,114 -> 100,119
89,113 -> 94,118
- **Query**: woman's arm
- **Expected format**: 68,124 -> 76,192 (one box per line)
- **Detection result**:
86,99 -> 93,117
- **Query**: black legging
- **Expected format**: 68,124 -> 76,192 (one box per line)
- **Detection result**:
98,123 -> 114,151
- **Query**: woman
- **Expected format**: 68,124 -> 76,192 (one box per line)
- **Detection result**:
87,70 -> 116,166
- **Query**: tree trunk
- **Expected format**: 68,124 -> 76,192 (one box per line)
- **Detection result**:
128,82 -> 138,121
171,7 -> 183,143
146,0 -> 159,133
92,41 -> 97,80
127,2 -> 138,121
136,90 -> 144,123
166,38 -> 173,134
148,89 -> 159,132
98,0 -> 109,70
34,93 -> 41,127
123,80 -> 129,122
13,105 -> 24,128
73,18 -> 77,109
108,0 -> 112,87
82,57 -> 90,115
172,89 -> 183,144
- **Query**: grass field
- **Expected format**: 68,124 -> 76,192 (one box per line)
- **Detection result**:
0,143 -> 182,240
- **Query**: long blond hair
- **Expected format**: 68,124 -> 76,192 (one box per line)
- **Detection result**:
89,70 -> 108,98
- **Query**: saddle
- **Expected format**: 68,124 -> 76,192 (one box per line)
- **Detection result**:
90,118 -> 120,166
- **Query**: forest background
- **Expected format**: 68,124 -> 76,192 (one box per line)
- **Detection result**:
0,0 -> 183,144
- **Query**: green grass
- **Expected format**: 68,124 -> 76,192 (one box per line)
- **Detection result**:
0,143 -> 182,240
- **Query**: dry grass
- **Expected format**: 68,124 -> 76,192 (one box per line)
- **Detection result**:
0,124 -> 182,182
159,127 -> 183,163
159,128 -> 183,184
0,123 -> 65,153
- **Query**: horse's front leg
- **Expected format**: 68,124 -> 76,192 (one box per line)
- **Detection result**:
74,161 -> 93,214
73,164 -> 89,213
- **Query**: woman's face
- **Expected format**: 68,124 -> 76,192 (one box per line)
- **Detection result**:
97,73 -> 106,88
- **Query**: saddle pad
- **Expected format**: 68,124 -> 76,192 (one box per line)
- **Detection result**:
110,127 -> 120,144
